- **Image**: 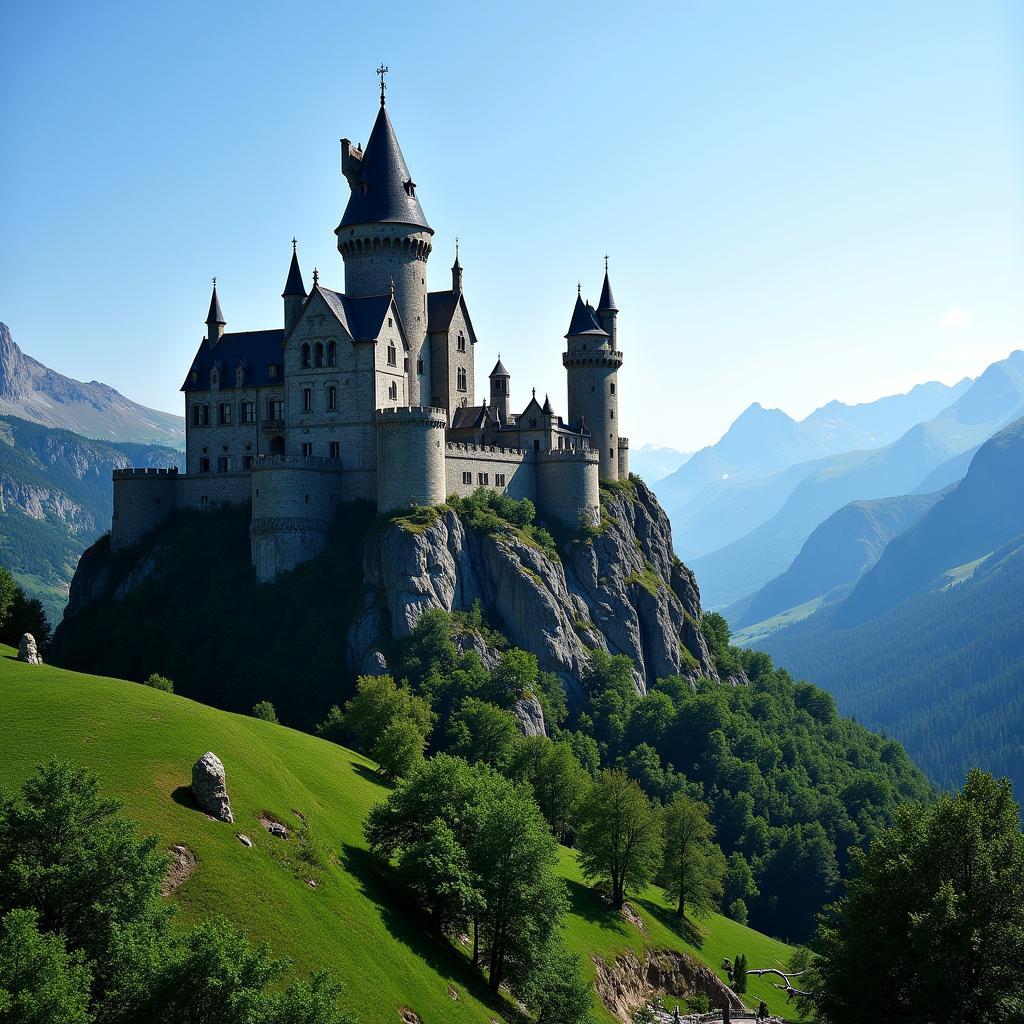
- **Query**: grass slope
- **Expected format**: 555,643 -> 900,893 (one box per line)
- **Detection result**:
0,651 -> 801,1023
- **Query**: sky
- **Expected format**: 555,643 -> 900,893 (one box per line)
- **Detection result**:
1,0 -> 1022,451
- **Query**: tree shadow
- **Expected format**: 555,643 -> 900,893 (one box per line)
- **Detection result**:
634,896 -> 705,948
349,761 -> 391,790
564,879 -> 629,936
338,843 -> 529,1023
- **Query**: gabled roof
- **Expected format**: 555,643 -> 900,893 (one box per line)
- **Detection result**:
451,404 -> 492,430
489,357 -> 509,378
565,293 -> 608,338
520,394 -> 544,421
285,285 -> 408,349
337,104 -> 431,232
282,249 -> 306,298
427,289 -> 478,346
182,330 -> 284,391
597,270 -> 618,312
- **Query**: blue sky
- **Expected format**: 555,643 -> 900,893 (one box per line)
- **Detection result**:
1,0 -> 1021,449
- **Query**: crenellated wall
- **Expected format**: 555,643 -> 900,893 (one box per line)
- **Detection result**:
110,469 -> 179,551
375,407 -> 447,512
535,447 -> 600,528
443,443 -> 534,501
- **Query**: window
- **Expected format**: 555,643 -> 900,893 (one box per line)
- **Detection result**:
241,401 -> 256,424
404,357 -> 409,372
457,332 -> 466,353
417,358 -> 423,375
267,398 -> 284,421
462,471 -> 472,484
610,382 -> 616,395
217,456 -> 228,472
314,342 -> 324,368
302,343 -> 311,368
303,388 -> 312,412
529,418 -> 537,428
243,455 -> 254,470
457,367 -> 467,392
610,408 -> 614,420
191,404 -> 201,426
387,342 -> 397,367
388,317 -> 393,329
329,441 -> 341,460
211,369 -> 219,388
533,440 -> 540,452
388,381 -> 398,401
496,473 -> 506,487
219,402 -> 231,425
202,405 -> 210,425
477,473 -> 489,485
328,341 -> 337,366
199,457 -> 210,473
235,366 -> 245,387
328,386 -> 337,411
269,364 -> 278,379
302,442 -> 313,457
609,448 -> 614,458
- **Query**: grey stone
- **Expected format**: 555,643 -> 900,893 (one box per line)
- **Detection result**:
346,593 -> 388,675
512,693 -> 547,738
16,633 -> 42,665
236,834 -> 253,847
191,752 -> 234,823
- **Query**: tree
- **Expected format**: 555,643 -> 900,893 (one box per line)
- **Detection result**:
0,589 -> 51,651
583,652 -> 640,758
575,770 -> 663,909
487,648 -> 539,707
372,718 -> 427,780
809,770 -> 1024,1024
659,795 -> 725,919
0,568 -> 19,633
516,936 -> 593,1024
251,700 -> 278,723
447,697 -> 521,769
0,909 -> 92,1024
340,675 -> 434,754
723,852 -> 759,911
143,673 -> 174,693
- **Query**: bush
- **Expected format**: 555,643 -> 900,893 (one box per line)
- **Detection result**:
251,701 -> 279,724
727,898 -> 749,925
144,673 -> 174,693
687,992 -> 712,1013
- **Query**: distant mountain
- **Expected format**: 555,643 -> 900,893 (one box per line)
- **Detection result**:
0,415 -> 180,625
736,490 -> 944,629
629,443 -> 691,483
0,322 -> 184,446
752,418 -> 1024,795
654,378 -> 971,517
690,352 -> 1024,608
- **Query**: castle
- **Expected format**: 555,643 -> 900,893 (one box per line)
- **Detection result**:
110,79 -> 629,582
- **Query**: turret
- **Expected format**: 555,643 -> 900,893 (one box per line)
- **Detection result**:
489,356 -> 510,423
597,259 -> 619,349
206,279 -> 226,343
336,73 -> 433,406
282,240 -> 306,329
452,247 -> 463,294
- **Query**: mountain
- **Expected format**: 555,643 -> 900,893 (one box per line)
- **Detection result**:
753,418 -> 1024,796
0,415 -> 180,625
689,352 -> 1024,608
654,377 -> 971,520
735,490 -> 944,630
629,443 -> 691,483
0,321 -> 184,446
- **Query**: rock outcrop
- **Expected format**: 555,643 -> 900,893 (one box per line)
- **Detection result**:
17,633 -> 42,665
360,479 -> 715,702
592,948 -> 743,1023
191,752 -> 234,823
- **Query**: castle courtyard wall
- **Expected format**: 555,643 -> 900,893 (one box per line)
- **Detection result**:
443,443 -> 534,501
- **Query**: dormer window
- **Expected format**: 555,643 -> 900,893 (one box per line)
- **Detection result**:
403,178 -> 416,196
210,369 -> 219,389
235,366 -> 245,386
269,364 -> 278,379
190,369 -> 199,384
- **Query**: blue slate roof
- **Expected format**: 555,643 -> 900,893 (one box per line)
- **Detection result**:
489,357 -> 510,377
337,104 -> 431,232
282,250 -> 306,297
427,289 -> 478,346
565,293 -> 608,338
182,330 -> 284,392
598,270 -> 618,312
206,283 -> 225,326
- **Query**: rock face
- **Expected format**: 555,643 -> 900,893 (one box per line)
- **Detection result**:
17,633 -> 42,665
360,479 -> 715,702
591,948 -> 743,1023
191,752 -> 234,823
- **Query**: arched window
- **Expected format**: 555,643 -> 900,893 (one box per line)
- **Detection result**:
301,343 -> 311,368
457,332 -> 466,353
388,381 -> 398,401
314,342 -> 324,368
328,386 -> 337,411
328,341 -> 337,366
387,342 -> 397,367
457,367 -> 467,392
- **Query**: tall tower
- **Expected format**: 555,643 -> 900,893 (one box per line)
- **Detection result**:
206,279 -> 226,343
489,357 -> 510,423
282,240 -> 306,329
563,279 -> 623,480
336,72 -> 433,406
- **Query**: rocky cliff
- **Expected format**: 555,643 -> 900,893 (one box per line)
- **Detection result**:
352,479 -> 716,702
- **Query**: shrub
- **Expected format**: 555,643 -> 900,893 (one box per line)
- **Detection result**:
143,673 -> 174,693
251,701 -> 279,724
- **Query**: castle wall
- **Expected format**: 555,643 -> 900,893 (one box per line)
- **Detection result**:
565,354 -> 621,480
249,457 -> 344,582
534,448 -> 601,528
375,407 -> 447,512
186,383 -> 283,475
110,469 -> 179,551
617,437 -> 630,479
174,473 -> 252,510
443,443 -> 534,501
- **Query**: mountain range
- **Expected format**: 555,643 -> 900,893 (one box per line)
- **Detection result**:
0,321 -> 184,446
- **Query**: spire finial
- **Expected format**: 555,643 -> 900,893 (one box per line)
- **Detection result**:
312,267 -> 319,286
532,387 -> 536,398
292,237 -> 297,253
377,64 -> 389,106
604,254 -> 609,272
389,276 -> 395,297
577,281 -> 581,295
212,276 -> 216,288
455,236 -> 459,262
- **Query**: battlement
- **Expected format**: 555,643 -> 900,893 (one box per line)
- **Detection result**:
535,447 -> 599,462
375,406 -> 447,426
445,442 -> 527,461
562,350 -> 624,368
112,467 -> 179,479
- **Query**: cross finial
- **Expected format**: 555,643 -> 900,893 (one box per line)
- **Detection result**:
604,254 -> 609,273
377,64 -> 389,106
212,276 -> 216,288
312,267 -> 319,285
291,237 -> 297,253
455,236 -> 459,260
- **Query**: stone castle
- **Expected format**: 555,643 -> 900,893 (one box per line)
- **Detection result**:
110,81 -> 629,581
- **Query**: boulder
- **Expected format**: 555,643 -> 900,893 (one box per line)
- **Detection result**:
191,752 -> 233,823
512,694 -> 547,737
17,633 -> 42,665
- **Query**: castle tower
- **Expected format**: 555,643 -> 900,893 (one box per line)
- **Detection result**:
597,261 -> 618,347
563,282 -> 623,480
336,78 -> 433,406
206,279 -> 226,343
451,245 -> 463,294
489,357 -> 510,423
282,240 -> 306,329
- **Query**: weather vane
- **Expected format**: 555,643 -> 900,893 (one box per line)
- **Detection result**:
377,64 -> 389,105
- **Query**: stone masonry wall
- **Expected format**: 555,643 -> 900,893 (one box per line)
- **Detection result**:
443,443 -> 533,501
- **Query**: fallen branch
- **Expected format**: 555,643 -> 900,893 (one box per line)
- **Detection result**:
746,968 -> 815,1001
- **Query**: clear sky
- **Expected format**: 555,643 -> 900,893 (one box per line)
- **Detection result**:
1,0 -> 1021,450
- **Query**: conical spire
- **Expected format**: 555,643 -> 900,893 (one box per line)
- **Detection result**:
282,240 -> 306,298
598,263 -> 618,313
565,291 -> 608,338
542,393 -> 554,415
338,103 -> 431,232
206,278 -> 225,340
489,356 -> 510,378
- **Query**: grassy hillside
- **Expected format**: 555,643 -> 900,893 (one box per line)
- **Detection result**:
0,649 -> 801,1023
